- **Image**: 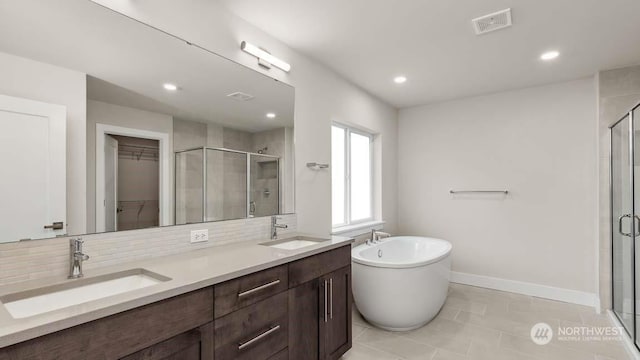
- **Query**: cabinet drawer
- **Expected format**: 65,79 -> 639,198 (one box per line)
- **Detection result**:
214,264 -> 288,318
215,291 -> 288,360
288,245 -> 351,287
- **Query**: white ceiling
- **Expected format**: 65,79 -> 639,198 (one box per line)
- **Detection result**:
219,0 -> 640,108
0,0 -> 294,132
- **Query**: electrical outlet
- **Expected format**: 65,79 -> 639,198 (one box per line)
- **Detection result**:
190,229 -> 209,243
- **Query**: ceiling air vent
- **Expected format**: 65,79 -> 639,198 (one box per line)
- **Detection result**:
227,92 -> 255,101
472,8 -> 512,35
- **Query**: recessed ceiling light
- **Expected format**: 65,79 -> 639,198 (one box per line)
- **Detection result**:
266,113 -> 276,119
394,76 -> 407,84
540,51 -> 560,61
163,83 -> 178,91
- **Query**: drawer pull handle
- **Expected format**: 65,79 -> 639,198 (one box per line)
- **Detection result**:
238,325 -> 281,350
238,279 -> 281,298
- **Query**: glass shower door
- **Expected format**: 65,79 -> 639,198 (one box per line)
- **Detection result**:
611,114 -> 635,336
207,149 -> 247,221
249,154 -> 280,217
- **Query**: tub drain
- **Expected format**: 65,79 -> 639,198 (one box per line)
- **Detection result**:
378,249 -> 383,258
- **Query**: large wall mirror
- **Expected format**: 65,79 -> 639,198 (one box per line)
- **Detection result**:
0,0 -> 295,243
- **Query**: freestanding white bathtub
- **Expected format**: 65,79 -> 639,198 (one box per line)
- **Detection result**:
351,236 -> 452,331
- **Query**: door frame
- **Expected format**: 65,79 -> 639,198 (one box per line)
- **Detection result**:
104,135 -> 119,232
96,124 -> 170,232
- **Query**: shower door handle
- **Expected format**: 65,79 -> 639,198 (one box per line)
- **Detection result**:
635,215 -> 640,236
619,214 -> 633,237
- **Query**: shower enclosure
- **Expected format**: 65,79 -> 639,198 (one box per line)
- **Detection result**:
174,147 -> 280,224
610,102 -> 640,347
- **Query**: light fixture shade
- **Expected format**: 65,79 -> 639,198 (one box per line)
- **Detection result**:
241,41 -> 291,72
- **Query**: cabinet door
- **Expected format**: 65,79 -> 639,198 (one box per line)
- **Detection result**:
321,266 -> 352,360
268,348 -> 289,360
120,322 -> 214,360
288,278 -> 320,360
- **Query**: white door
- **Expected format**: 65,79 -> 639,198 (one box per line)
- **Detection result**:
104,135 -> 118,232
0,94 -> 66,242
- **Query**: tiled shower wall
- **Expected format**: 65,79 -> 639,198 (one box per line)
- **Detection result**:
598,65 -> 640,310
173,119 -> 293,222
0,214 -> 296,286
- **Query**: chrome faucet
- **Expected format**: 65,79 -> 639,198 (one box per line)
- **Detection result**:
271,216 -> 288,239
367,230 -> 391,245
68,238 -> 90,279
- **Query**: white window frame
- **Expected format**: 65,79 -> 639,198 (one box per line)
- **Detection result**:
332,123 -> 374,228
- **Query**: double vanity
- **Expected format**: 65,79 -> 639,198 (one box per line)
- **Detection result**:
0,236 -> 353,360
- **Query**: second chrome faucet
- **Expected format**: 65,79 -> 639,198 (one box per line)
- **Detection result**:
271,216 -> 288,239
68,238 -> 90,279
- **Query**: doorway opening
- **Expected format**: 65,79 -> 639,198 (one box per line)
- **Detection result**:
96,123 -> 170,233
107,135 -> 159,231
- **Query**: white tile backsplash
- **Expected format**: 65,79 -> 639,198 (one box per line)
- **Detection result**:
0,214 -> 296,286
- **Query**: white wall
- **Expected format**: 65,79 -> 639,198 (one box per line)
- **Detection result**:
0,51 -> 87,236
90,0 -> 398,236
398,78 -> 598,295
87,100 -> 173,232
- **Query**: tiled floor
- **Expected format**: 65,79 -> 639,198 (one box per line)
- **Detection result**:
343,284 -> 632,360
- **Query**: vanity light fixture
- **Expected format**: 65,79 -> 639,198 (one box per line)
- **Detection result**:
266,113 -> 277,119
394,76 -> 408,84
241,41 -> 291,72
163,83 -> 178,91
540,51 -> 560,61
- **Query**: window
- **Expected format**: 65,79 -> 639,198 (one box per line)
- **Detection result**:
332,124 -> 373,227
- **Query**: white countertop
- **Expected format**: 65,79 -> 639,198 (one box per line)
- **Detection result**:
0,234 -> 354,348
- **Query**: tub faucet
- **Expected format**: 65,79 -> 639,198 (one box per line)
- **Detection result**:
368,230 -> 390,245
68,237 -> 90,279
271,216 -> 288,239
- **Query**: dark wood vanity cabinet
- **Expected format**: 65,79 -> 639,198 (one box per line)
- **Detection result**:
289,246 -> 352,360
0,244 -> 352,360
213,244 -> 352,360
320,266 -> 352,360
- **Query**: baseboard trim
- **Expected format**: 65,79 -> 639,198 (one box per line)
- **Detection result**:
450,271 -> 600,309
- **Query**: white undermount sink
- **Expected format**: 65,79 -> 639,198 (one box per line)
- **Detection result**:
261,236 -> 329,250
1,269 -> 170,319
